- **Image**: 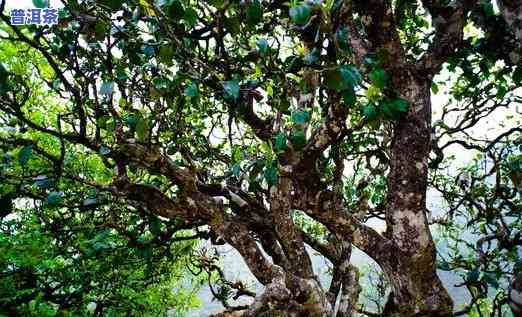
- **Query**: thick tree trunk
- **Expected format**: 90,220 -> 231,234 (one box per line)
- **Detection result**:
382,76 -> 453,316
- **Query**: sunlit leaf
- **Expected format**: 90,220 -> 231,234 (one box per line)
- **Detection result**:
291,110 -> 310,125
46,191 -> 63,206
223,80 -> 240,100
289,4 -> 311,25
18,145 -> 32,166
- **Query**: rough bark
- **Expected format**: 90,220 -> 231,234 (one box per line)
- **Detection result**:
382,74 -> 453,316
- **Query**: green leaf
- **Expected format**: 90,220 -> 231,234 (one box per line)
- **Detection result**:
339,64 -> 362,87
274,133 -> 287,152
261,141 -> 274,162
362,103 -> 378,120
285,55 -> 305,73
256,38 -> 269,55
92,241 -> 109,252
136,118 -> 149,142
381,103 -> 396,120
19,145 -> 33,166
32,0 -> 48,8
369,68 -> 389,89
264,165 -> 278,186
291,128 -> 307,150
153,77 -> 169,90
149,219 -> 163,236
232,146 -> 242,163
246,0 -> 263,26
184,82 -> 199,97
46,191 -> 63,206
231,164 -> 241,177
303,49 -> 320,65
291,111 -> 310,125
142,45 -> 155,57
183,38 -> 193,49
436,260 -> 451,271
381,97 -> 408,120
183,7 -> 198,26
94,22 -> 108,41
466,268 -> 480,283
390,97 -> 408,113
289,4 -> 311,25
123,114 -> 138,127
223,80 -> 240,100
116,68 -> 128,81
336,26 -> 350,51
482,272 -> 499,288
431,82 -> 439,94
99,146 -> 111,156
158,44 -> 174,65
324,65 -> 360,91
99,81 -> 114,96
